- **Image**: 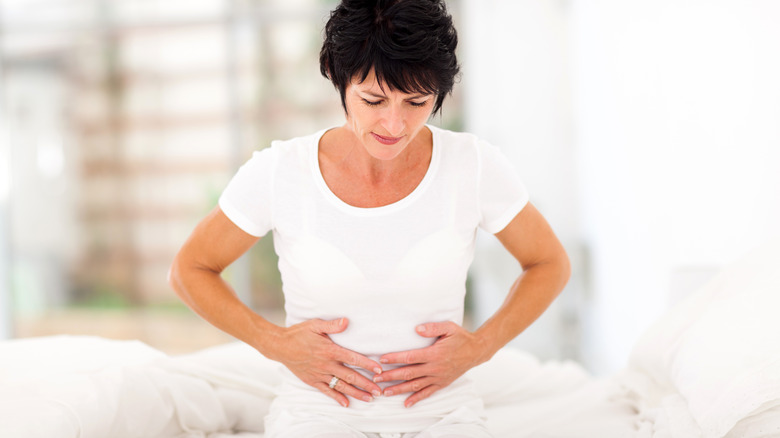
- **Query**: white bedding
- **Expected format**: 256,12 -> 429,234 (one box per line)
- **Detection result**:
1,239 -> 779,438
0,336 -> 638,438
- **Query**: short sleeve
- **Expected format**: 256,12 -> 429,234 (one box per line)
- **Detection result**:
478,142 -> 529,233
218,146 -> 277,237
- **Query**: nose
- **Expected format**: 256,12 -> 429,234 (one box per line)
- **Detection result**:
381,105 -> 405,137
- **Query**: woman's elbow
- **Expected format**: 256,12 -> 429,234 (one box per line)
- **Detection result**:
167,258 -> 181,294
559,250 -> 572,289
550,244 -> 572,293
167,253 -> 190,300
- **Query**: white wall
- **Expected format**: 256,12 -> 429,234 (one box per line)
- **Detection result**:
461,0 -> 581,361
0,65 -> 11,339
4,69 -> 77,316
570,0 -> 780,374
463,0 -> 780,375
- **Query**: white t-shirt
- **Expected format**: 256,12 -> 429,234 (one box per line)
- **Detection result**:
218,124 -> 528,431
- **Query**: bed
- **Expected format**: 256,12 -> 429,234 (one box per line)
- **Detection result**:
2,239 -> 779,438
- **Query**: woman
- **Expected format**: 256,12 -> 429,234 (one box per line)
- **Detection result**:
169,0 -> 570,437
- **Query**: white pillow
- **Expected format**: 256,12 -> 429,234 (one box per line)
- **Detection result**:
725,400 -> 780,438
0,335 -> 166,384
629,237 -> 780,438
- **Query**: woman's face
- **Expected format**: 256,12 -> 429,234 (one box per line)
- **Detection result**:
343,70 -> 435,161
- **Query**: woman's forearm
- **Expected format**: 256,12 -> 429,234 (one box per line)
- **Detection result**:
168,207 -> 286,358
473,256 -> 571,363
168,256 -> 282,358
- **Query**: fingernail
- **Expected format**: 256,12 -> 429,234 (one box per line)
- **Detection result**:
372,390 -> 381,397
374,376 -> 383,383
380,359 -> 388,364
374,367 -> 382,374
405,401 -> 413,408
340,400 -> 348,407
363,396 -> 373,402
385,390 -> 394,396
416,325 -> 425,332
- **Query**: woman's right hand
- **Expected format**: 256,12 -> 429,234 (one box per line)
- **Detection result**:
270,317 -> 383,407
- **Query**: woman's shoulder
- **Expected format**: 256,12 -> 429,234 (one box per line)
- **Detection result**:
430,126 -> 518,183
429,125 -> 495,162
245,128 -> 328,164
430,124 -> 495,148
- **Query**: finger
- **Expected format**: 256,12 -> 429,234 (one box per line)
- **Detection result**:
330,374 -> 375,403
334,346 -> 384,377
415,321 -> 457,338
313,317 -> 349,335
381,376 -> 436,397
313,381 -> 349,408
373,364 -> 427,384
331,365 -> 382,397
379,347 -> 429,365
404,384 -> 441,408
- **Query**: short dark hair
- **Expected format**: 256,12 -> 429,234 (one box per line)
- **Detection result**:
320,0 -> 460,115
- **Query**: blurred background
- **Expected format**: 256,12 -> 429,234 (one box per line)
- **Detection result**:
1,0 -> 778,376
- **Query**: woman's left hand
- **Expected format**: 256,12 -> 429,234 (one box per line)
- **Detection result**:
374,321 -> 488,408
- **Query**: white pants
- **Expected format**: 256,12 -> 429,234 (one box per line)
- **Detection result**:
266,368 -> 492,438
300,432 -> 486,438
265,405 -> 493,438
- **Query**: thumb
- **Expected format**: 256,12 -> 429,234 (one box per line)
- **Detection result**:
415,321 -> 455,338
315,317 -> 349,335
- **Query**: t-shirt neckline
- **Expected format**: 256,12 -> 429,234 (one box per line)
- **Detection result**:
310,125 -> 441,216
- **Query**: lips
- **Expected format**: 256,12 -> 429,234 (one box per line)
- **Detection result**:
371,132 -> 403,145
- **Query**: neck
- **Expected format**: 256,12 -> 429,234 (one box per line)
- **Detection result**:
337,126 -> 432,184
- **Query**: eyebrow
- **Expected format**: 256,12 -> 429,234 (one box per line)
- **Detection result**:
360,91 -> 431,100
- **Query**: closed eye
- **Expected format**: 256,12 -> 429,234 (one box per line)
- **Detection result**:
361,97 -> 429,107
